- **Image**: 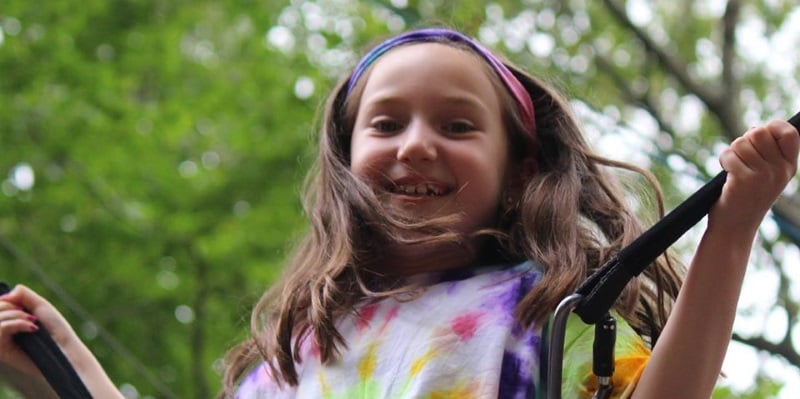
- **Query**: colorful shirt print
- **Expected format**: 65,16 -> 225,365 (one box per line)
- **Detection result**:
236,261 -> 650,399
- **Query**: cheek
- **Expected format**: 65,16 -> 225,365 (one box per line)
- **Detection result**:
484,145 -> 511,187
349,133 -> 368,173
349,136 -> 386,182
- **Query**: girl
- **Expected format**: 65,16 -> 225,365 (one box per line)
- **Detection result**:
1,28 -> 798,399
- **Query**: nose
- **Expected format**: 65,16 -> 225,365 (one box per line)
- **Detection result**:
397,120 -> 438,163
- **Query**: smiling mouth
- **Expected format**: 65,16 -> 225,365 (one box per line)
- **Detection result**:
387,183 -> 448,197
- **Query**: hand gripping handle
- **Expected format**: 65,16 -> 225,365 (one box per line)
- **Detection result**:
0,282 -> 93,399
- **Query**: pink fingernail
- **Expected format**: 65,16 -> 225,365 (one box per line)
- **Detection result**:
27,314 -> 37,322
29,324 -> 39,332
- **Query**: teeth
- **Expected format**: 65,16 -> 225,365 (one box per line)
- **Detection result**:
394,183 -> 444,196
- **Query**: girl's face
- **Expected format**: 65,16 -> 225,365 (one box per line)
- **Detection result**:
350,42 -> 510,243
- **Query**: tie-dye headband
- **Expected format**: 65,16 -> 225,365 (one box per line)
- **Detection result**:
345,28 -> 537,137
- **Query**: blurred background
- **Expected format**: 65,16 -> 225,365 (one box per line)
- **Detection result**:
2,0 -> 799,397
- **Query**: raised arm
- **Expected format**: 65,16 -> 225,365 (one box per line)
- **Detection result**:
0,284 -> 124,399
631,120 -> 800,398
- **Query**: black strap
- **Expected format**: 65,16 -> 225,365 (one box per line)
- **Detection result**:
0,281 -> 93,399
574,111 -> 800,324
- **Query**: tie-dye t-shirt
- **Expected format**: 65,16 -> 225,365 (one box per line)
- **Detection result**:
236,261 -> 650,399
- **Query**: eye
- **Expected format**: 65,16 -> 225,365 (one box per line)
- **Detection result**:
444,120 -> 475,134
371,118 -> 404,134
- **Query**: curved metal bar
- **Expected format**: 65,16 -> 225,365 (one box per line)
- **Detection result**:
546,293 -> 584,399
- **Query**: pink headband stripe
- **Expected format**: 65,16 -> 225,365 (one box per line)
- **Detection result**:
345,28 -> 537,137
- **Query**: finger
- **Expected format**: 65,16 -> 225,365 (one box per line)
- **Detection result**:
0,307 -> 35,322
0,300 -> 23,312
723,133 -> 763,173
0,316 -> 39,334
766,119 -> 800,166
746,124 -> 784,166
0,304 -> 38,334
0,300 -> 27,323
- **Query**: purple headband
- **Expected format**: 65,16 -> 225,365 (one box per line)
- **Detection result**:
345,28 -> 537,137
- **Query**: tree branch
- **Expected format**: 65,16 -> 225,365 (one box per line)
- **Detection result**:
593,53 -> 709,176
594,54 -> 673,135
718,0 -> 745,140
601,0 -> 724,114
732,333 -> 800,367
720,0 -> 740,105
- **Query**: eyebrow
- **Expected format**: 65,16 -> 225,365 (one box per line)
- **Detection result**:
361,91 -> 491,114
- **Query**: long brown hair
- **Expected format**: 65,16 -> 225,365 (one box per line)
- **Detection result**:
220,34 -> 683,396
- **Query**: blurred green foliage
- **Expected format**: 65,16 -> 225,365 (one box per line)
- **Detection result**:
1,1 -> 319,396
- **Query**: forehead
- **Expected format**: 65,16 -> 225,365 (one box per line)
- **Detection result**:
358,42 -> 500,102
